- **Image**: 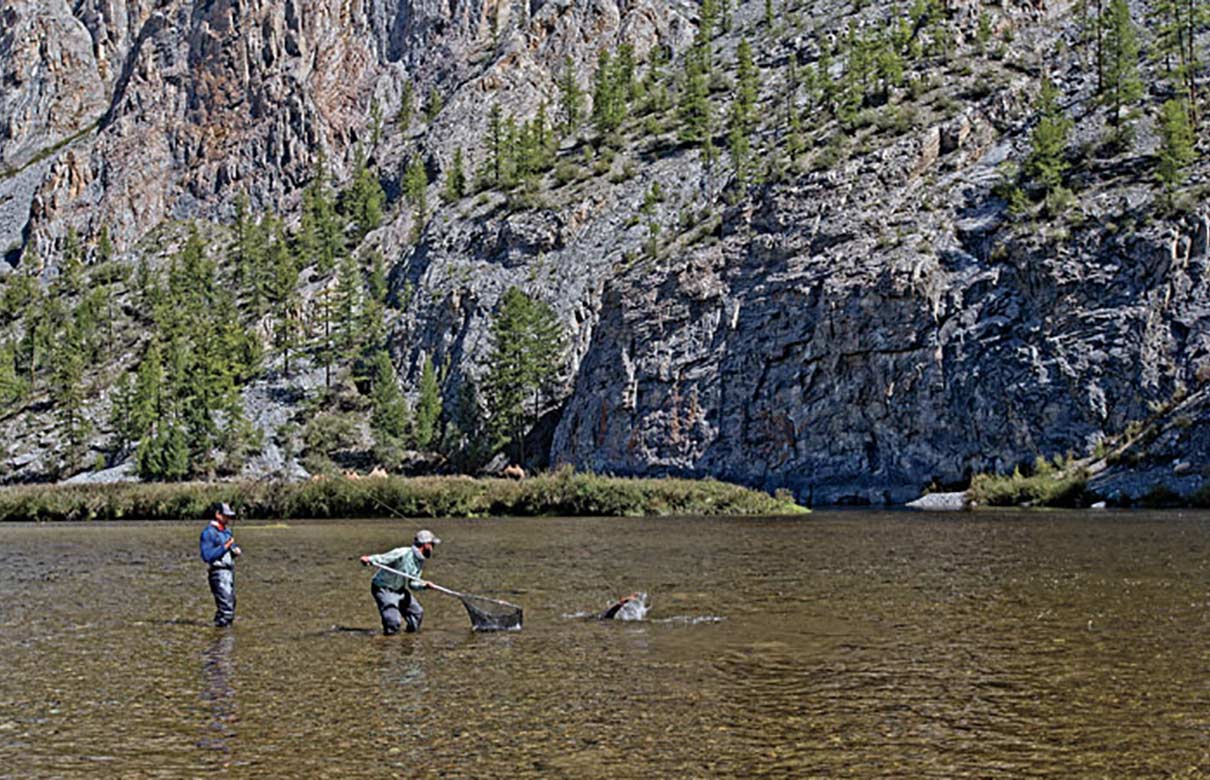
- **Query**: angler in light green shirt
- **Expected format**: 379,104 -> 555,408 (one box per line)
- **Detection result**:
359,529 -> 439,634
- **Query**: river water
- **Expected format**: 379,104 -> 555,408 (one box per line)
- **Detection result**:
0,512 -> 1207,779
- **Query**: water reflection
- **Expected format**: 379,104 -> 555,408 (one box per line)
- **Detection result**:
0,514 -> 1205,778
198,632 -> 236,763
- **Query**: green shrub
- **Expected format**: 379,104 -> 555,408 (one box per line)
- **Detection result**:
969,456 -> 1092,507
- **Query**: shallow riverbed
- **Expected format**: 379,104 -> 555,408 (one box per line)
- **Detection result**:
1,512 -> 1207,778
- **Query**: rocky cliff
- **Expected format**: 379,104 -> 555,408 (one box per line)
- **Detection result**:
0,0 -> 1207,504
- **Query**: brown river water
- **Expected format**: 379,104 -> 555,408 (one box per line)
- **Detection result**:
0,512 -> 1207,779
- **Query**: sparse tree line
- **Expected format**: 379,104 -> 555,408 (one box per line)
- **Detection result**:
435,0 -> 1204,209
0,145 -> 566,480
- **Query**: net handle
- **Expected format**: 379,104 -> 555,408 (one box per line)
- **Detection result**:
369,562 -> 521,610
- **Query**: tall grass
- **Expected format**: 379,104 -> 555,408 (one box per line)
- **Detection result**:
968,457 -> 1091,507
0,472 -> 807,522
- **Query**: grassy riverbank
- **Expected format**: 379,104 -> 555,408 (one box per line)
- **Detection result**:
968,459 -> 1092,507
0,472 -> 807,522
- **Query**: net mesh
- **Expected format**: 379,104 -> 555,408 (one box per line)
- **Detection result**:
460,595 -> 523,631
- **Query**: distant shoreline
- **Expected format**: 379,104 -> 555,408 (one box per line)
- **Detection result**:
0,472 -> 807,522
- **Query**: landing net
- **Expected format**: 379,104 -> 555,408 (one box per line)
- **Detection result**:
460,594 -> 523,631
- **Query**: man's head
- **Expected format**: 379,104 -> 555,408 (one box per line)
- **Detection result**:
414,529 -> 441,559
214,502 -> 237,526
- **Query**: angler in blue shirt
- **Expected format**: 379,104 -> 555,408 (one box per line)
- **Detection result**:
199,502 -> 241,627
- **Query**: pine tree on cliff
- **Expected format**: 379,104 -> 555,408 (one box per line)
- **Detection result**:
1101,0 -> 1143,128
403,155 -> 428,240
309,153 -> 343,271
267,223 -> 300,378
133,339 -> 164,438
413,354 -> 442,450
697,0 -> 719,73
557,56 -> 584,136
678,48 -> 713,159
616,44 -> 637,102
1152,0 -> 1206,126
344,146 -> 385,242
0,340 -> 26,407
425,88 -> 444,123
443,147 -> 467,202
107,371 -> 136,456
734,38 -> 758,134
397,81 -> 415,131
483,287 -> 564,466
361,251 -> 389,356
1025,76 -> 1073,209
370,349 -> 409,444
51,317 -> 91,474
487,102 -> 506,186
334,251 -> 362,360
1156,98 -> 1196,196
592,50 -> 625,136
60,228 -> 84,297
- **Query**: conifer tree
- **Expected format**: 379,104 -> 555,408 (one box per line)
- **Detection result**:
592,50 -> 625,136
52,318 -> 91,474
60,228 -> 84,296
398,82 -> 415,131
425,88 -> 444,123
334,252 -> 363,360
735,38 -> 758,133
133,339 -> 164,437
557,56 -> 584,136
0,339 -> 26,407
345,147 -> 385,241
678,49 -> 713,152
108,372 -> 136,456
785,95 -> 805,163
370,349 -> 409,443
487,102 -> 506,185
443,147 -> 468,202
413,354 -> 442,450
370,99 -> 383,147
404,156 -> 429,239
298,184 -> 321,272
617,44 -> 637,101
1156,98 -> 1197,195
268,223 -> 300,377
367,250 -> 388,306
1025,76 -> 1073,209
442,377 -> 487,471
503,114 -> 520,186
483,287 -> 565,464
1101,0 -> 1143,127
697,0 -> 719,73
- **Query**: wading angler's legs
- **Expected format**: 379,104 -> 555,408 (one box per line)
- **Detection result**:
372,584 -> 402,635
208,569 -> 235,627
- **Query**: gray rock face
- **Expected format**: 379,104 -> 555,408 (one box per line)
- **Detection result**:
550,169 -> 1210,504
2,0 -> 1209,506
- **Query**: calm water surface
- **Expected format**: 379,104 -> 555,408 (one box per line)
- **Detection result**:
0,512 -> 1207,779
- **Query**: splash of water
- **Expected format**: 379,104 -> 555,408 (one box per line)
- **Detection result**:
612,591 -> 649,621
